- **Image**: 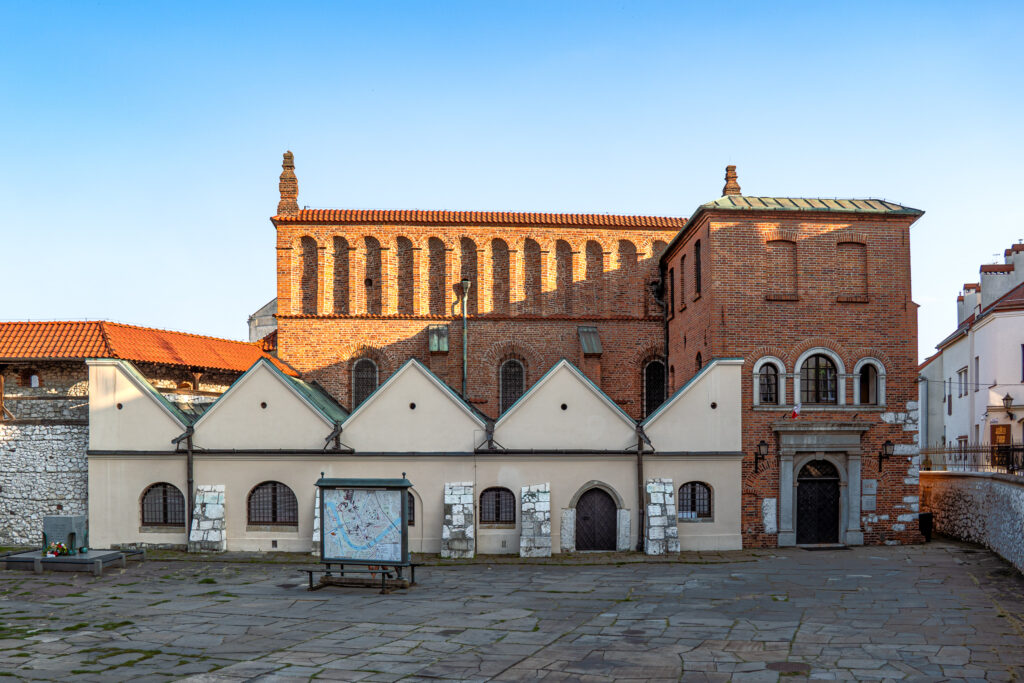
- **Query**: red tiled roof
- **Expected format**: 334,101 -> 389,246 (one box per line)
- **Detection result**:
963,283 -> 980,292
1004,244 -> 1024,257
273,209 -> 687,229
0,321 -> 296,375
981,264 -> 1014,273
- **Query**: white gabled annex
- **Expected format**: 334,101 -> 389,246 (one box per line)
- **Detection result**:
192,357 -> 348,451
87,358 -> 191,452
493,359 -> 637,451
341,358 -> 486,453
641,358 -> 743,452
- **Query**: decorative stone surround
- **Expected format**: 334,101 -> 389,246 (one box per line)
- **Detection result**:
644,478 -> 680,555
188,485 -> 226,552
519,483 -> 551,557
441,482 -> 474,559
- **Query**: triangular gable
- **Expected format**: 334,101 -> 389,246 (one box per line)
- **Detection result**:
341,358 -> 485,453
87,359 -> 190,452
641,358 -> 742,453
193,357 -> 347,450
493,359 -> 637,451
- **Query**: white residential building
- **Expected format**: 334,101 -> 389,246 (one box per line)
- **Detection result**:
919,243 -> 1024,447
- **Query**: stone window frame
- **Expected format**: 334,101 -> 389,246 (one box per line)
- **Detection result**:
677,481 -> 713,523
853,357 -> 886,407
479,486 -> 516,528
752,356 -> 787,407
139,482 -> 186,531
794,347 -> 847,407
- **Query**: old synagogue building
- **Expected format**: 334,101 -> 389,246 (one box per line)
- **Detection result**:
82,154 -> 925,555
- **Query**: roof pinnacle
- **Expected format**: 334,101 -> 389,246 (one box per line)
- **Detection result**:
277,151 -> 299,217
722,165 -> 741,196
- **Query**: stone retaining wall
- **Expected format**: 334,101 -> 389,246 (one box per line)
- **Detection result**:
920,471 -> 1024,573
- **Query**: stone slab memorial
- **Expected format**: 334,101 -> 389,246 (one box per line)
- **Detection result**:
519,483 -> 551,558
442,481 -> 475,559
42,515 -> 88,553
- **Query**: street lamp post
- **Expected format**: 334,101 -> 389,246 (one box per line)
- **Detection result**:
460,278 -> 472,398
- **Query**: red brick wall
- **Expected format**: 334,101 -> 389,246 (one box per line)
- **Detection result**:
664,210 -> 921,548
275,222 -> 677,419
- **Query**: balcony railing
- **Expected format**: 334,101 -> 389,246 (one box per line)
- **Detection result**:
921,443 -> 1024,475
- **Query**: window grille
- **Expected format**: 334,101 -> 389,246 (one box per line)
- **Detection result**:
141,483 -> 185,526
247,481 -> 298,525
480,487 -> 515,524
800,354 -> 837,404
352,358 -> 378,408
407,491 -> 415,526
759,364 -> 779,405
500,359 -> 525,413
679,482 -> 712,520
643,360 -> 666,417
859,364 -> 878,405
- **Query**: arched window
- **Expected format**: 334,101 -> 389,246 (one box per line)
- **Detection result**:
141,483 -> 185,526
499,359 -> 525,414
352,358 -> 378,408
643,359 -> 666,417
678,482 -> 712,520
854,358 -> 885,406
694,240 -> 702,296
480,487 -> 515,525
759,364 -> 780,405
247,481 -> 298,526
407,491 -> 416,527
299,236 -> 318,315
801,354 -> 838,404
695,352 -> 703,371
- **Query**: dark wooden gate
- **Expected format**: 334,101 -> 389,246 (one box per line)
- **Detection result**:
796,459 -> 840,544
576,488 -> 617,551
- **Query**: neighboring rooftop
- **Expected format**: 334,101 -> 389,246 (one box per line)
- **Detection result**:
272,208 -> 688,229
0,321 -> 295,375
697,195 -> 924,216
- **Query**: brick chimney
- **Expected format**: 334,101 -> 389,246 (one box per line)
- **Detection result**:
277,151 -> 299,216
722,165 -> 741,196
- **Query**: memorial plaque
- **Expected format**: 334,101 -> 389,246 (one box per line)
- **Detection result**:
861,479 -> 878,495
861,495 -> 877,512
43,515 -> 88,552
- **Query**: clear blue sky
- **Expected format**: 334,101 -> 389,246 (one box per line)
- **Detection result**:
2,2 -> 1021,360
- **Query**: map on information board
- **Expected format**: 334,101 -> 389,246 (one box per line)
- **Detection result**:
322,487 -> 403,563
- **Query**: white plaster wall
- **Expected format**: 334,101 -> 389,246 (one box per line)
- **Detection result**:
193,363 -> 333,451
342,364 -> 483,452
88,454 -> 188,549
645,455 -> 743,550
494,364 -> 636,451
88,362 -> 186,452
939,334 -> 971,444
974,313 -> 1024,442
644,360 -> 742,453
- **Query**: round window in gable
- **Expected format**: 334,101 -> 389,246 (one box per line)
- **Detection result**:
260,402 -> 268,409
560,403 -> 567,411
116,403 -> 123,410
409,402 -> 416,410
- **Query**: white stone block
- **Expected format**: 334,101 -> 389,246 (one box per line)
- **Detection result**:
536,501 -> 549,512
452,514 -> 464,526
207,530 -> 222,542
444,494 -> 457,504
762,498 -> 778,534
616,509 -> 631,551
650,516 -> 666,526
647,504 -> 661,518
651,492 -> 664,504
649,525 -> 665,540
897,514 -> 918,522
892,524 -> 906,532
205,504 -> 224,520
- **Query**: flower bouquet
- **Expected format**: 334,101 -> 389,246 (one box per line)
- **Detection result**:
44,541 -> 72,557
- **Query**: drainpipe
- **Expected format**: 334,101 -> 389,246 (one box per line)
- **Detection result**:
634,423 -> 653,553
172,426 -> 195,539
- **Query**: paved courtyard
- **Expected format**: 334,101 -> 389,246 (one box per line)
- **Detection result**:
1,540 -> 1022,681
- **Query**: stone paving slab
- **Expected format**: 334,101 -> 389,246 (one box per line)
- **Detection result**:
0,539 -> 1022,680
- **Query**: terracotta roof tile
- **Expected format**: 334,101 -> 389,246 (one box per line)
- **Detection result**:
0,321 -> 295,375
981,264 -> 1014,273
273,208 -> 687,229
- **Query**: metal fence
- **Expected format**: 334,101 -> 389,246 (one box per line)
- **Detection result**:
921,443 -> 1024,474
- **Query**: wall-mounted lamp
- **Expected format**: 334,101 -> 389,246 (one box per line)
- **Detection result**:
878,439 -> 894,470
1003,393 -> 1015,421
753,440 -> 770,473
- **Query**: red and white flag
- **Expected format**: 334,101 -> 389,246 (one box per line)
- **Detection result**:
791,402 -> 801,419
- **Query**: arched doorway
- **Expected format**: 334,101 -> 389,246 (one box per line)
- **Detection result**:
796,459 -> 841,544
575,488 -> 617,551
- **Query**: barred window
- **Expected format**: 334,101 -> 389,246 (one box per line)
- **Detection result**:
800,354 -> 837,404
859,364 -> 878,405
678,482 -> 712,520
759,364 -> 779,405
500,359 -> 525,414
352,358 -> 378,408
247,481 -> 298,526
480,487 -> 515,524
643,359 -> 666,418
407,491 -> 415,526
141,483 -> 185,526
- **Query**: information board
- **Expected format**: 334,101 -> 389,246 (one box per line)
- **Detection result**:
318,478 -> 410,565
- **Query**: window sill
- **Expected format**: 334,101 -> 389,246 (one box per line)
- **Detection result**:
677,518 -> 714,524
678,304 -> 687,312
139,525 -> 186,533
765,293 -> 799,301
692,294 -> 702,302
479,523 -> 516,530
246,524 -> 299,533
836,295 -> 869,303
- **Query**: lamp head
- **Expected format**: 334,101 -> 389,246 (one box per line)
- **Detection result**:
460,278 -> 472,294
1003,393 -> 1014,411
